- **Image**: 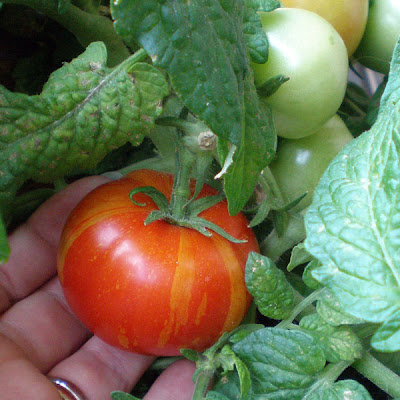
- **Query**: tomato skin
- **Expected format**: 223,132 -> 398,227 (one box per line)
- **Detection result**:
252,8 -> 349,139
269,115 -> 353,212
280,0 -> 369,56
57,169 -> 258,356
354,0 -> 400,75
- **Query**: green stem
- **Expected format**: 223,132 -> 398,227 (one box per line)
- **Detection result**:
352,351 -> 400,398
191,368 -> 214,400
170,138 -> 196,220
277,287 -> 327,329
260,210 -> 306,262
3,0 -> 130,66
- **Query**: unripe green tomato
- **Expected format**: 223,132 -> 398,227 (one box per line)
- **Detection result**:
269,114 -> 353,212
280,0 -> 369,56
354,0 -> 400,75
252,8 -> 349,139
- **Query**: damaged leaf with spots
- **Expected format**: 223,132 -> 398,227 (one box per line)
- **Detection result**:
0,41 -> 168,211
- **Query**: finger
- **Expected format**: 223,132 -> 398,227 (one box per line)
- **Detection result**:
144,359 -> 196,400
0,332 -> 64,400
49,336 -> 155,400
0,176 -> 109,313
0,277 -> 90,372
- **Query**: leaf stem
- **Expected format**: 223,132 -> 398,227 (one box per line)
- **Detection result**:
352,351 -> 400,398
2,0 -> 130,66
276,287 -> 327,329
191,368 -> 214,400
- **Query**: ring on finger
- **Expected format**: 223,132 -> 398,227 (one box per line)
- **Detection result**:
49,376 -> 88,400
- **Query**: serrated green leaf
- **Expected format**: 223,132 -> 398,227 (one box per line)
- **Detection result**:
232,328 -> 326,399
371,309 -> 400,352
300,313 -> 363,363
111,0 -> 276,215
243,0 -> 269,64
254,0 -> 281,11
307,380 -> 373,400
316,290 -> 365,327
304,38 -> 400,326
245,252 -> 294,319
111,0 -> 248,147
219,74 -> 276,215
0,42 -> 168,211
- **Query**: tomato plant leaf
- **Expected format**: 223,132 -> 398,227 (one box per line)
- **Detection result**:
232,328 -> 326,399
299,313 -> 363,363
243,0 -> 269,64
111,0 -> 276,214
371,309 -> 400,352
306,380 -> 373,400
316,290 -> 365,327
0,42 -> 168,212
221,76 -> 276,215
254,0 -> 281,11
304,39 -> 400,346
245,252 -> 294,319
111,0 -> 248,147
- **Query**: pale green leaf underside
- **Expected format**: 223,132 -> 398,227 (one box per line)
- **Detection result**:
0,42 -> 168,208
304,39 -> 400,327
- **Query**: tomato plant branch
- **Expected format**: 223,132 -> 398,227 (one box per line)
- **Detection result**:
2,0 -> 130,66
276,287 -> 327,329
352,351 -> 400,398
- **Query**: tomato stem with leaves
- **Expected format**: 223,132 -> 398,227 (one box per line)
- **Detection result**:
128,123 -> 244,243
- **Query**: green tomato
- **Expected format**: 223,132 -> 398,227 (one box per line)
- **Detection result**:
252,8 -> 349,139
280,0 -> 369,56
269,114 -> 353,212
354,0 -> 400,75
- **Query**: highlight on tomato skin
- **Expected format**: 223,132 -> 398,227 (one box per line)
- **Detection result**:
57,169 -> 259,356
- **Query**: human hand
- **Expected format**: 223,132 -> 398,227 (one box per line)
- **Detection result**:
0,176 -> 196,400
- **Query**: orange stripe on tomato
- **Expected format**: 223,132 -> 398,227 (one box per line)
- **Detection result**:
157,228 -> 196,348
211,235 -> 248,335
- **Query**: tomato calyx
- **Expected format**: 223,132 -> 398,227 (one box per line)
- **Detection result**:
129,185 -> 246,243
129,125 -> 245,243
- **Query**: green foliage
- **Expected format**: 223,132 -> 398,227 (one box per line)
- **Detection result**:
111,0 -> 276,214
245,252 -> 294,319
305,38 -> 400,351
232,328 -> 326,399
0,42 -> 167,206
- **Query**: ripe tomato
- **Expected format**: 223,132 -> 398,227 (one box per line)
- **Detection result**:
269,115 -> 353,212
252,8 -> 348,139
57,169 -> 258,356
280,0 -> 369,56
354,0 -> 400,75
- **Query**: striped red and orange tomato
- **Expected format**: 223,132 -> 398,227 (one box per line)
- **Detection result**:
57,169 -> 258,356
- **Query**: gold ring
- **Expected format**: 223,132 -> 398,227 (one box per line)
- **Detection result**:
49,377 -> 88,400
